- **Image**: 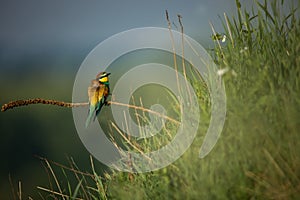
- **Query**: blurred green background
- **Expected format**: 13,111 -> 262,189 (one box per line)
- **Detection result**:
1,0 -> 299,199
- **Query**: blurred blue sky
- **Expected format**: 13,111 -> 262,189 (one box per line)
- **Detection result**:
0,0 -> 248,65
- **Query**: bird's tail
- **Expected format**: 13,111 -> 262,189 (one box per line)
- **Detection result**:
85,105 -> 96,128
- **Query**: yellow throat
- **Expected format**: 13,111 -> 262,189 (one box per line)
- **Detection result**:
99,76 -> 108,83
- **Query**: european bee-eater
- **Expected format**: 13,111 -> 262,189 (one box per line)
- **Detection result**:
85,72 -> 111,127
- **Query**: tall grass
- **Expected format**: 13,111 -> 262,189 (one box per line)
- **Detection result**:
21,0 -> 300,199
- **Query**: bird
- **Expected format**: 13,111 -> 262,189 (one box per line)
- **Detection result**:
85,72 -> 111,127
96,72 -> 111,107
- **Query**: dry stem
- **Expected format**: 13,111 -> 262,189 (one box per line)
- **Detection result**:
1,98 -> 180,125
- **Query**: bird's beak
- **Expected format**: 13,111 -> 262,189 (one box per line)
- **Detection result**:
106,72 -> 111,76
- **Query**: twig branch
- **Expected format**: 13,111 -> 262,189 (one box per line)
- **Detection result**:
43,157 -> 66,200
112,101 -> 180,125
1,98 -> 87,112
36,155 -> 95,179
37,186 -> 84,200
165,10 -> 181,94
177,14 -> 193,104
111,122 -> 151,161
1,98 -> 180,125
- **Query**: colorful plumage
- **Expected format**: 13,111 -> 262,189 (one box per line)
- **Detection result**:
85,72 -> 111,127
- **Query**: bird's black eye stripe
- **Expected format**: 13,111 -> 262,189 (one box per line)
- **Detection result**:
100,72 -> 111,78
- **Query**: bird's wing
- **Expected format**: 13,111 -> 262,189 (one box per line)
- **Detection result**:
94,84 -> 107,116
88,80 -> 101,106
98,84 -> 106,102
